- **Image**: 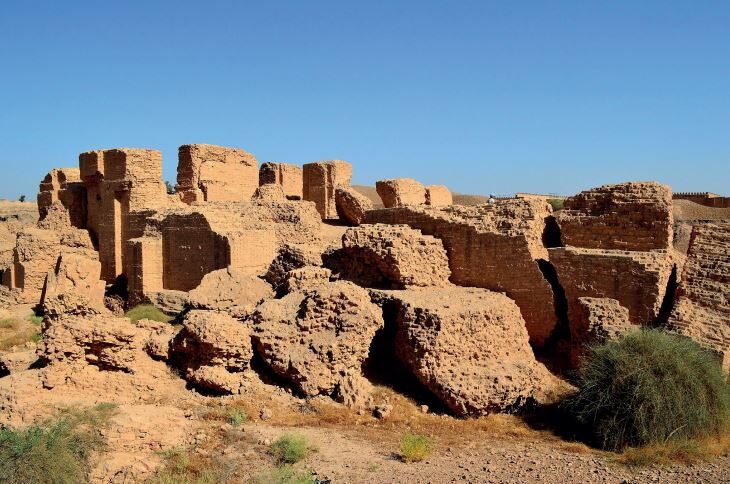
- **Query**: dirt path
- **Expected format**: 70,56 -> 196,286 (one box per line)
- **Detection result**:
245,423 -> 730,483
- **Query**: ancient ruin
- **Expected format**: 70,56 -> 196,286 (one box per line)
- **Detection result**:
1,142 -> 729,481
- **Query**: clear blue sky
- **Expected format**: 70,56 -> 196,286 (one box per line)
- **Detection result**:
1,1 -> 728,200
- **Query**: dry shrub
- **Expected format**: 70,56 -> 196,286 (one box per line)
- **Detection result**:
399,432 -> 431,463
617,433 -> 730,467
148,448 -> 219,484
270,434 -> 310,465
564,329 -> 730,450
0,403 -> 117,484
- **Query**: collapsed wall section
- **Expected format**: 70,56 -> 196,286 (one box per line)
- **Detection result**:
37,168 -> 86,228
259,162 -> 303,200
666,223 -> 730,371
79,148 -> 168,283
366,199 -> 558,346
303,161 -> 352,220
177,144 -> 258,203
556,182 -> 673,251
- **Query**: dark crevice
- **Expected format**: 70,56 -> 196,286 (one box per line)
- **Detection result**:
654,264 -> 679,328
534,258 -> 572,374
248,336 -> 307,399
542,215 -> 564,248
363,297 -> 451,415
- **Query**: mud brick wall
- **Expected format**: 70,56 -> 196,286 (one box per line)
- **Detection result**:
425,185 -> 452,206
376,178 -> 426,208
667,223 -> 730,371
177,144 -> 258,203
550,246 -> 672,327
259,162 -> 303,199
556,182 -> 673,251
303,161 -> 352,220
126,237 -> 164,299
80,148 -> 167,282
161,212 -> 230,292
367,202 -> 558,346
225,229 -> 277,275
37,168 -> 86,228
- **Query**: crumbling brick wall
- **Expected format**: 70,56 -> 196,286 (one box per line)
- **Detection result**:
551,182 -> 675,351
376,178 -> 426,208
177,144 -> 258,203
37,168 -> 86,228
79,148 -> 168,282
303,161 -> 352,219
556,182 -> 673,251
367,199 -> 558,346
259,162 -> 303,199
667,223 -> 730,371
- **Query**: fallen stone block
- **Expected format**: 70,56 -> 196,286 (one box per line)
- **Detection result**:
376,178 -> 426,208
335,186 -> 373,225
328,224 -> 451,289
251,281 -> 383,397
425,185 -> 452,206
382,287 -> 558,416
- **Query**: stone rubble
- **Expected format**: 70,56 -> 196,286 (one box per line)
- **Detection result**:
1,141 -> 728,475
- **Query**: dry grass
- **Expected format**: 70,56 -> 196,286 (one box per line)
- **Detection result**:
0,312 -> 41,351
0,403 -> 118,484
616,434 -> 730,467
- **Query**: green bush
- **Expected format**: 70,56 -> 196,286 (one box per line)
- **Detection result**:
564,329 -> 730,450
228,408 -> 247,427
125,304 -> 172,324
269,434 -> 309,465
399,432 -> 431,463
547,198 -> 565,211
0,403 -> 117,483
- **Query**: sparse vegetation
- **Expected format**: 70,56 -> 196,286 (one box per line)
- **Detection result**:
270,434 -> 309,465
564,329 -> 730,451
228,408 -> 247,427
17,195 -> 25,203
28,312 -> 43,326
547,198 -> 564,211
125,304 -> 173,324
0,403 -> 117,484
252,465 -> 315,484
148,448 -> 219,484
0,313 -> 42,350
617,434 -> 730,467
399,432 -> 431,463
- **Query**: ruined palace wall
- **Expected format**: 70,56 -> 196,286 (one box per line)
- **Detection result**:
556,182 -> 673,251
366,206 -> 557,346
177,144 -> 258,203
303,161 -> 352,220
667,223 -> 730,371
259,162 -> 303,199
550,246 -> 672,327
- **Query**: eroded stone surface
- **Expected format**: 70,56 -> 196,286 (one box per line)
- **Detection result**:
177,144 -> 258,203
335,186 -> 373,225
381,287 -> 558,416
251,281 -> 383,397
376,178 -> 426,208
328,224 -> 451,289
303,161 -> 353,219
667,223 -> 730,371
367,199 -> 558,346
556,182 -> 673,251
